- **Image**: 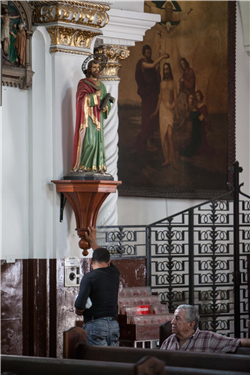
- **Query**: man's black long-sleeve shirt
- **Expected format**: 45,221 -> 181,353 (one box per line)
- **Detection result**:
75,263 -> 120,323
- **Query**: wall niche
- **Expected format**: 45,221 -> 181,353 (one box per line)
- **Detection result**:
1,1 -> 33,90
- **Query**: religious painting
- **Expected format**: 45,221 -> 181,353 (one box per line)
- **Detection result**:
118,1 -> 236,199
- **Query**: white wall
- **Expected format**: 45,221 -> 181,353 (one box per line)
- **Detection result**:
110,0 -> 144,12
2,87 -> 30,259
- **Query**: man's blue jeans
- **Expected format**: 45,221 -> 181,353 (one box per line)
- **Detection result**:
83,317 -> 120,346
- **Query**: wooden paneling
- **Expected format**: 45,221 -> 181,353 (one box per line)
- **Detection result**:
1,257 -> 147,357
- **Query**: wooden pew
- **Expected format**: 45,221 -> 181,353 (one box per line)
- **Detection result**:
2,354 -> 250,375
64,327 -> 250,373
1,355 -> 154,375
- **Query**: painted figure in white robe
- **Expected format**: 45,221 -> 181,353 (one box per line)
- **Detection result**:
152,62 -> 178,170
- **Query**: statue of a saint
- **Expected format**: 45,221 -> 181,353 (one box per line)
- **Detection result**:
14,23 -> 26,67
72,59 -> 112,175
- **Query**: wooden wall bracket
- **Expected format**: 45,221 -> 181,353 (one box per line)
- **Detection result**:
52,180 -> 121,256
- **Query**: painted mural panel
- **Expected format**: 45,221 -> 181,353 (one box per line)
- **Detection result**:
118,1 -> 235,198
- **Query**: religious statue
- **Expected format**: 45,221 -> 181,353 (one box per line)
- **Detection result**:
13,23 -> 26,67
70,56 -> 114,179
1,6 -> 20,58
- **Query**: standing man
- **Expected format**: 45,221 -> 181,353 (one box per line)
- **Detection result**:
14,23 -> 26,67
75,227 -> 120,346
72,59 -> 111,173
134,45 -> 170,153
161,304 -> 250,352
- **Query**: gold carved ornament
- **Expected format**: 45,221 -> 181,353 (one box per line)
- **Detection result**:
47,27 -> 101,49
33,1 -> 109,28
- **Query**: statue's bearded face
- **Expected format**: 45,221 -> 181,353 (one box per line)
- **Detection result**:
90,63 -> 100,79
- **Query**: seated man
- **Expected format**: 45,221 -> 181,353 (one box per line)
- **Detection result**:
161,304 -> 250,352
75,227 -> 120,346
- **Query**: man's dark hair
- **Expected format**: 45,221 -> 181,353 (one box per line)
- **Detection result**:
142,44 -> 151,56
85,59 -> 100,78
92,247 -> 110,264
180,57 -> 189,69
163,62 -> 173,80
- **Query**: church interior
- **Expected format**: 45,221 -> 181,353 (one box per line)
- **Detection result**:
1,0 -> 250,373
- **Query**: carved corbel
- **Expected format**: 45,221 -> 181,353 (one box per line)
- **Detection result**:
2,66 -> 34,90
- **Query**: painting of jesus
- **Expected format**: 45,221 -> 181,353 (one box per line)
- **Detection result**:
118,1 -> 235,199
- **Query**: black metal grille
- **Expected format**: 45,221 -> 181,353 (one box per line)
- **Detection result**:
96,162 -> 250,338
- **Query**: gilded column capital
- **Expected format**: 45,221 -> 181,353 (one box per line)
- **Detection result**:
32,1 -> 109,54
95,45 -> 130,81
32,1 -> 109,28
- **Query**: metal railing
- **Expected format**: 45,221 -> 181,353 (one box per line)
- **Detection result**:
97,162 -> 249,338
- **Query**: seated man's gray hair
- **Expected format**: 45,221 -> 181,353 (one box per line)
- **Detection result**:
177,304 -> 199,330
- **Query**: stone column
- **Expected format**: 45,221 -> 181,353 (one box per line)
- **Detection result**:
25,31 -> 32,67
94,45 -> 130,230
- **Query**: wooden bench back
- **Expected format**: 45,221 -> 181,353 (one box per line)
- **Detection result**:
2,355 -> 250,375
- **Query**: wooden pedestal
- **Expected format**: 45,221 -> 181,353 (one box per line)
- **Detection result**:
52,180 -> 121,256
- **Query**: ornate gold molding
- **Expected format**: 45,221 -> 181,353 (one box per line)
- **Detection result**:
33,1 -> 109,28
95,45 -> 130,79
50,47 -> 91,56
101,77 -> 120,81
47,26 -> 101,49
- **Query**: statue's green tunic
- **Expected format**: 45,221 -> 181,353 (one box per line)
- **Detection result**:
8,29 -> 17,63
72,79 -> 111,172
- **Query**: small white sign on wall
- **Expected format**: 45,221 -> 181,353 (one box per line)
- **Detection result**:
64,256 -> 80,287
